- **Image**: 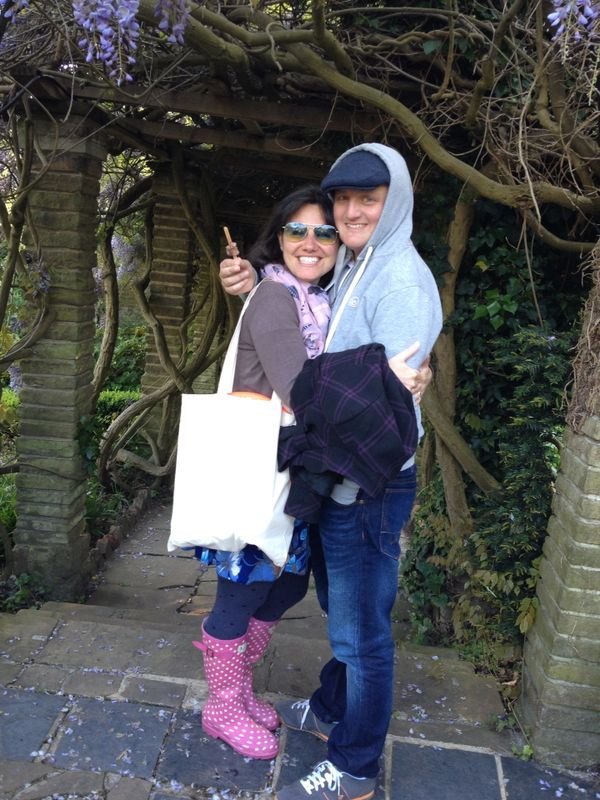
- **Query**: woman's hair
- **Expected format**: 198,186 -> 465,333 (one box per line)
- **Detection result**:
247,185 -> 334,269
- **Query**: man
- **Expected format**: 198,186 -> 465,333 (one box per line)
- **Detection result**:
220,143 -> 443,800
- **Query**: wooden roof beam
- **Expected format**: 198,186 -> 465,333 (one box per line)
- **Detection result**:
36,72 -> 381,135
118,117 -> 335,160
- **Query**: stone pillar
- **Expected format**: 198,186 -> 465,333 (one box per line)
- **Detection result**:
140,164 -> 196,397
518,416 -> 600,767
12,115 -> 106,600
137,164 -> 197,454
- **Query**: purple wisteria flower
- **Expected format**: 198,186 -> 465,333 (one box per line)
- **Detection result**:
0,0 -> 29,20
548,0 -> 599,40
72,0 -> 141,85
8,365 -> 22,392
2,0 -> 190,80
154,0 -> 190,45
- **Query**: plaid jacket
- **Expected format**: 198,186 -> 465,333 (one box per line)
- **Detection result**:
278,343 -> 418,522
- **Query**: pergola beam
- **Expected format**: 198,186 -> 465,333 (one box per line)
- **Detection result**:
119,117 -> 335,160
36,72 -> 379,135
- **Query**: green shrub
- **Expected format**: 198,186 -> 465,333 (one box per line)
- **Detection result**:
96,325 -> 146,392
0,475 -> 16,533
80,389 -> 141,472
0,572 -> 46,612
85,476 -> 129,544
403,323 -> 576,646
0,387 -> 19,437
402,193 -> 583,648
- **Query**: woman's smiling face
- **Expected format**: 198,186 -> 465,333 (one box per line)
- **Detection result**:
279,204 -> 338,283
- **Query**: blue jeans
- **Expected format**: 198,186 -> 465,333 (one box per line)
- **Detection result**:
309,466 -> 417,778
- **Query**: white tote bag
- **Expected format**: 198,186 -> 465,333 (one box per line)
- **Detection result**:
168,284 -> 295,567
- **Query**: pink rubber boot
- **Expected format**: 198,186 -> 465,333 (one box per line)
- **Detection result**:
193,628 -> 279,760
243,617 -> 279,730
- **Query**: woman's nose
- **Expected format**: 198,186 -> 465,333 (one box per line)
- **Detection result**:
301,231 -> 319,247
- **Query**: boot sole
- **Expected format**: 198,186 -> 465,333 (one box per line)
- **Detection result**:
202,720 -> 278,760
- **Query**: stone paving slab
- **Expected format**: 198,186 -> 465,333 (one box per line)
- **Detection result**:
389,647 -> 510,751
266,635 -> 332,699
49,696 -> 172,779
0,759 -> 153,800
0,612 -> 58,662
501,757 -> 600,799
156,709 -> 274,793
390,741 -> 502,800
89,584 -> 195,614
119,675 -> 188,707
0,687 -> 66,760
387,716 -> 514,755
94,552 -> 197,590
0,662 -> 22,685
42,599 -> 202,629
119,521 -> 174,557
0,760 -> 106,800
38,619 -> 200,680
14,662 -> 121,697
392,647 -> 503,725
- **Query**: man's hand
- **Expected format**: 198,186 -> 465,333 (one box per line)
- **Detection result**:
219,243 -> 258,296
388,341 -> 433,404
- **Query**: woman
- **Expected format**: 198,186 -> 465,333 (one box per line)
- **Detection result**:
194,186 -> 339,760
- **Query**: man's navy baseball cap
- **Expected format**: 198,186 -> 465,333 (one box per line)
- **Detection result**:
321,150 -> 390,192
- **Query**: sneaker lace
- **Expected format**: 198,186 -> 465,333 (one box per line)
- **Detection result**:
291,698 -> 312,727
300,761 -> 342,796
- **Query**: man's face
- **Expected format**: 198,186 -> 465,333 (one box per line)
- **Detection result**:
332,185 -> 388,256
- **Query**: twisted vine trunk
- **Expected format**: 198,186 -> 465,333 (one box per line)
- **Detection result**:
432,190 -> 478,535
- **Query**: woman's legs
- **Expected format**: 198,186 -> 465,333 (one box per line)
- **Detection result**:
204,576 -> 272,638
199,571 -> 311,751
254,570 -> 310,621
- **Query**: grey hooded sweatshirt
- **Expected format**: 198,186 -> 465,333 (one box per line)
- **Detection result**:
325,142 -> 442,365
323,143 -> 442,487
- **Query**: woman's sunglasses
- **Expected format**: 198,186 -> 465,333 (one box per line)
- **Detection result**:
281,222 -> 339,245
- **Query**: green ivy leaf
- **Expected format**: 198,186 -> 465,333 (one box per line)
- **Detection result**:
422,39 -> 443,54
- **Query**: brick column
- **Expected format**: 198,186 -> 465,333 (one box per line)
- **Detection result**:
12,116 -> 106,600
518,416 -> 600,767
140,164 -> 196,397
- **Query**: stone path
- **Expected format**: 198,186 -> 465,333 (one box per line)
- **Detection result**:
1,502 -> 598,799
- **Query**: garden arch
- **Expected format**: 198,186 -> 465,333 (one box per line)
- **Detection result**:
0,2 -> 598,769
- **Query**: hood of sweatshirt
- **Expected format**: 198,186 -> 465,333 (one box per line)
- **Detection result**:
326,142 -> 416,286
322,143 -> 443,450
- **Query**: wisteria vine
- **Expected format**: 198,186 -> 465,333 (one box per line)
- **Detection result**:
548,0 -> 599,39
154,0 -> 189,44
1,1 -> 598,91
1,0 -> 190,85
547,0 -> 599,102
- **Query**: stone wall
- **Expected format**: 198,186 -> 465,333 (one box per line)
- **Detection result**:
519,415 -> 600,768
12,117 -> 106,600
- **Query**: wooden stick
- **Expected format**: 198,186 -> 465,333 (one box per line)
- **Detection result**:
223,225 -> 239,257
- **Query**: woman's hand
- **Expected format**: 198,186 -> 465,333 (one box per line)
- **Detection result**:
388,341 -> 433,404
219,242 -> 258,295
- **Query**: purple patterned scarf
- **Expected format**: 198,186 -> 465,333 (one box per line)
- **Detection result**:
261,263 -> 331,358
